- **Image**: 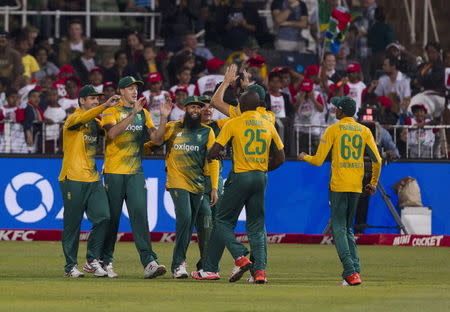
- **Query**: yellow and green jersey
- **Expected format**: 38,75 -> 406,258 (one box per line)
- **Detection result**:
163,121 -> 219,194
216,111 -> 284,173
101,101 -> 155,174
304,117 -> 382,193
59,106 -> 106,182
229,104 -> 276,125
203,118 -> 230,178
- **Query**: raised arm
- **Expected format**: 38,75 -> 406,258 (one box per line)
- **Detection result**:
149,93 -> 173,145
67,95 -> 120,130
210,64 -> 239,116
103,97 -> 145,139
299,127 -> 333,166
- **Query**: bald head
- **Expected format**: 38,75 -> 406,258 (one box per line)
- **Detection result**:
239,90 -> 259,112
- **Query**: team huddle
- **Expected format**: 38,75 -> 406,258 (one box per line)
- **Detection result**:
59,64 -> 381,286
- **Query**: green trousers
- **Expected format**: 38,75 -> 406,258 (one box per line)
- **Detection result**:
169,188 -> 203,272
329,191 -> 361,278
102,173 -> 158,267
195,175 -> 223,271
60,179 -> 110,273
204,171 -> 268,273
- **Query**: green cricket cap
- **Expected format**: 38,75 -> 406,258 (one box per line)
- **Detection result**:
331,96 -> 356,116
118,76 -> 143,89
183,95 -> 205,107
246,84 -> 266,103
78,84 -> 104,98
199,95 -> 212,104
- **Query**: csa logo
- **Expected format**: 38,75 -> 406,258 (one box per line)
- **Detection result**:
4,172 -> 54,223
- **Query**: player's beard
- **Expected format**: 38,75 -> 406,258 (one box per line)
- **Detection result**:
184,112 -> 201,129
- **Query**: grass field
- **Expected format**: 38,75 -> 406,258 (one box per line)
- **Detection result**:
0,242 -> 449,312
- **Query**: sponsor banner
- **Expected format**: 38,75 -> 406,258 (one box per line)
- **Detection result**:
1,159 -> 450,235
2,229 -> 449,247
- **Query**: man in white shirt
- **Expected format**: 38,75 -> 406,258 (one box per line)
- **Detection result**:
196,58 -> 226,120
375,56 -> 411,101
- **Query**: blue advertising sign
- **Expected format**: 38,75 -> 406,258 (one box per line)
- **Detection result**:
1,158 -> 449,234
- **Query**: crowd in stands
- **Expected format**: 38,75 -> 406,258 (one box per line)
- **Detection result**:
0,0 -> 449,159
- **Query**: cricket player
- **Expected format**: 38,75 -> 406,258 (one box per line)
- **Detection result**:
298,96 -> 382,286
155,95 -> 219,278
99,76 -> 172,279
194,95 -> 229,272
192,90 -> 285,284
59,85 -> 119,278
210,64 -> 275,125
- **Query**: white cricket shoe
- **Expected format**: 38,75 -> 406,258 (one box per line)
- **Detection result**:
144,261 -> 167,279
64,266 -> 85,278
83,259 -> 107,277
103,262 -> 118,278
173,262 -> 189,279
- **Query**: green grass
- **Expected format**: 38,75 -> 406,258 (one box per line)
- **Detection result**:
0,242 -> 449,312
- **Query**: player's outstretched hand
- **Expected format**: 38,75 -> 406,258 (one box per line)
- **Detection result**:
210,189 -> 219,206
132,97 -> 146,114
241,69 -> 251,89
364,184 -> 376,195
224,64 -> 239,85
161,94 -> 173,119
297,152 -> 308,161
104,95 -> 121,107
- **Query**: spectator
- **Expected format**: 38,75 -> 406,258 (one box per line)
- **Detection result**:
169,87 -> 188,121
58,76 -> 80,114
345,62 -> 367,116
218,0 -> 260,51
34,46 -> 59,81
35,35 -> 58,65
196,58 -> 225,96
376,95 -> 398,125
0,88 -> 27,153
353,0 -> 378,80
226,37 -> 267,80
52,64 -> 76,98
103,56 -> 115,70
43,88 -> 66,153
88,67 -> 104,93
271,0 -> 309,52
0,77 -> 8,107
245,55 -> 267,85
170,67 -> 196,96
385,42 -> 417,79
136,43 -> 165,82
23,25 -> 39,49
178,32 -> 214,61
367,5 -> 395,79
322,52 -> 345,84
168,50 -> 206,86
58,19 -> 87,66
416,42 -> 445,92
403,104 -> 436,158
102,81 -> 117,102
16,36 -> 40,79
71,39 -> 98,84
103,50 -> 138,84
267,70 -> 294,154
123,31 -> 144,64
375,56 -> 411,101
293,78 -> 325,154
335,43 -> 351,72
24,88 -> 44,153
142,72 -> 170,127
267,71 -> 294,119
0,31 -> 23,88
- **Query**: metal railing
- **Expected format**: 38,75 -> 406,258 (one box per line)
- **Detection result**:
1,120 -> 449,159
1,0 -> 160,40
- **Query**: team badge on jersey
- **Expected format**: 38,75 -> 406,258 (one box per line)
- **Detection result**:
137,114 -> 142,120
67,192 -> 71,200
197,134 -> 202,142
